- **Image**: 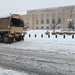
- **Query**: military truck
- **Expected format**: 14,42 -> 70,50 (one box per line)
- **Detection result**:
0,14 -> 25,44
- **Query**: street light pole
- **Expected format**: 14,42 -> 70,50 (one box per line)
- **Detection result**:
74,6 -> 75,30
67,10 -> 74,31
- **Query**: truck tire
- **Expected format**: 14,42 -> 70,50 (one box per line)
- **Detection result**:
3,35 -> 14,44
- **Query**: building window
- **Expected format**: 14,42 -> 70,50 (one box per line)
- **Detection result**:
52,19 -> 55,24
41,20 -> 44,24
36,15 -> 39,24
41,26 -> 44,29
46,14 -> 50,24
58,13 -> 62,24
52,13 -> 55,19
36,27 -> 39,29
52,13 -> 56,24
46,19 -> 49,24
36,20 -> 39,24
41,14 -> 44,24
58,13 -> 61,18
58,18 -> 61,24
46,27 -> 49,29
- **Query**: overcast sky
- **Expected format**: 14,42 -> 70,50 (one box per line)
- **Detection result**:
0,0 -> 75,16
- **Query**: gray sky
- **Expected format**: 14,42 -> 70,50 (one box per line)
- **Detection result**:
0,0 -> 75,16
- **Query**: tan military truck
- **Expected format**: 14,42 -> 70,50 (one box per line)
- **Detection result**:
0,14 -> 25,44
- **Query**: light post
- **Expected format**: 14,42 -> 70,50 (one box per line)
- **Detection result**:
67,10 -> 74,31
74,6 -> 75,30
67,19 -> 72,32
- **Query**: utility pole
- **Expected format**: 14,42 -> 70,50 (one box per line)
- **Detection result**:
68,10 -> 74,31
74,6 -> 75,30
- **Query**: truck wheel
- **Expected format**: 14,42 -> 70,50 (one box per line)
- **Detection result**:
3,35 -> 10,43
3,35 -> 14,44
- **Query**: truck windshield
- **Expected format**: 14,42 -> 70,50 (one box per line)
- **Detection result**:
11,18 -> 24,27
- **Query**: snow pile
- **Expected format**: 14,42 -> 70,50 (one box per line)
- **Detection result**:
0,67 -> 29,75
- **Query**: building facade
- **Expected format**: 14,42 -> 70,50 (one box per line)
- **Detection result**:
23,5 -> 75,30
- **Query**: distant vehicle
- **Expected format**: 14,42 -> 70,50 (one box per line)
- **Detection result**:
0,14 -> 26,44
45,31 -> 50,35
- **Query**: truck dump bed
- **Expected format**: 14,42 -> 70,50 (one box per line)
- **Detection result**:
0,17 -> 10,29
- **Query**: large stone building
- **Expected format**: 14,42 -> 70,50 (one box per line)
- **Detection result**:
23,5 -> 75,30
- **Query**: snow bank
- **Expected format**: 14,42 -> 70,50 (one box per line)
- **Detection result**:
0,67 -> 29,75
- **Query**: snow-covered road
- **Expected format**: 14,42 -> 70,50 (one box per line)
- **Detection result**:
0,30 -> 75,75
